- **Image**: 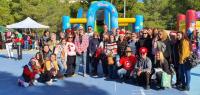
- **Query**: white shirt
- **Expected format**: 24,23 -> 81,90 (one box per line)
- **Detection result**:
65,42 -> 76,56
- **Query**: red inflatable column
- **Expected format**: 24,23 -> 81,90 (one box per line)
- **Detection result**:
177,14 -> 186,32
186,10 -> 196,32
186,10 -> 197,50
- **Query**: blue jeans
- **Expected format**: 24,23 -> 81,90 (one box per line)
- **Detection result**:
179,64 -> 191,88
75,51 -> 87,75
24,40 -> 29,49
117,68 -> 127,79
57,59 -> 66,74
32,41 -> 35,49
108,64 -> 117,79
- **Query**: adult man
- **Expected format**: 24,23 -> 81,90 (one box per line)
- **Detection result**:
117,47 -> 137,81
100,24 -> 112,41
74,26 -> 89,77
15,31 -> 23,60
86,26 -> 94,74
135,47 -> 152,90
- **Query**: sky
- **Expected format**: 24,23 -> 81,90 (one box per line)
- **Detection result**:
137,0 -> 144,3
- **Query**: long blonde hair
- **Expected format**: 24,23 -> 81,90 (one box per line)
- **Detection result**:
156,51 -> 165,63
159,30 -> 169,41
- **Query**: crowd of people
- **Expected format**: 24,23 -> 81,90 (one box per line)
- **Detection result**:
4,24 -> 194,91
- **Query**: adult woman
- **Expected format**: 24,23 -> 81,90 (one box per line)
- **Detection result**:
177,32 -> 191,91
34,52 -> 44,73
106,34 -> 118,79
65,34 -> 76,77
5,31 -> 14,59
154,51 -> 171,88
117,31 -> 128,57
40,30 -> 50,50
48,32 -> 59,52
89,32 -> 100,76
157,30 -> 172,61
98,34 -> 110,77
54,39 -> 67,75
128,32 -> 138,55
44,54 -> 63,85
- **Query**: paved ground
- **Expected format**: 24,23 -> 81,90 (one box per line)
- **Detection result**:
0,50 -> 199,95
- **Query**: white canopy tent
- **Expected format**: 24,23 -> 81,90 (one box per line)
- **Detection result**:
6,17 -> 49,29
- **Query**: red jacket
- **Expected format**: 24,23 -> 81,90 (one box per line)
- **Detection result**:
119,55 -> 137,71
23,65 -> 37,80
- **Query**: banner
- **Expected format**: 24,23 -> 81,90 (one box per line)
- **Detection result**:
196,21 -> 200,30
196,11 -> 200,19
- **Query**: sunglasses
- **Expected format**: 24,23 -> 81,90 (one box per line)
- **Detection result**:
143,33 -> 148,34
140,53 -> 146,55
68,37 -> 73,38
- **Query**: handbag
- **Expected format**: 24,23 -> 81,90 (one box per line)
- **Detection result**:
184,52 -> 199,69
161,72 -> 171,88
95,48 -> 103,58
107,52 -> 114,65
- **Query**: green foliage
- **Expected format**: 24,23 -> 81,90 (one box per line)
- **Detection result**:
1,0 -> 200,31
1,0 -> 70,33
0,0 -> 14,25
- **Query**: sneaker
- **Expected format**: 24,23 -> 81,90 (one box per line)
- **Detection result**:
83,73 -> 88,77
72,74 -> 77,77
91,73 -> 97,76
46,79 -> 53,85
18,79 -> 29,87
104,74 -> 109,78
144,85 -> 150,90
64,74 -> 68,77
33,80 -> 38,85
185,86 -> 190,91
53,78 -> 58,82
180,86 -> 190,91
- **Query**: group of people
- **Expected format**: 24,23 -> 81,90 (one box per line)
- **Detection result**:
4,30 -> 38,60
13,24 -> 193,91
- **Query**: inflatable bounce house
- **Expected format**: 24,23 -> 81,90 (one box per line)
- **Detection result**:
177,9 -> 200,50
62,1 -> 143,32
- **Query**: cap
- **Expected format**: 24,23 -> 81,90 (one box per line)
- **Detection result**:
119,31 -> 125,35
79,26 -> 84,29
139,47 -> 148,54
170,32 -> 177,36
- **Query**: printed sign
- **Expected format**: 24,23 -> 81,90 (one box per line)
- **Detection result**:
196,21 -> 200,29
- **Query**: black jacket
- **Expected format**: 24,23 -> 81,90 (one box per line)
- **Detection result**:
155,59 -> 171,74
